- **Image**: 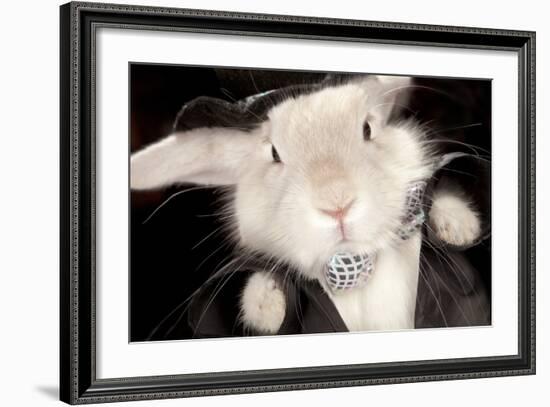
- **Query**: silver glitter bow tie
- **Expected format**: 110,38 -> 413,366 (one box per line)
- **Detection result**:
325,252 -> 375,291
325,180 -> 427,292
397,180 -> 427,240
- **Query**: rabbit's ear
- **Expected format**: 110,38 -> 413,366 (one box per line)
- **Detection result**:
130,127 -> 260,190
369,75 -> 413,123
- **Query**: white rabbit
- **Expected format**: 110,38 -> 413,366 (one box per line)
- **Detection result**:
131,75 -> 482,335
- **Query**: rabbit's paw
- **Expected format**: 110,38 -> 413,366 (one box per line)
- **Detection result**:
428,191 -> 481,246
240,271 -> 286,334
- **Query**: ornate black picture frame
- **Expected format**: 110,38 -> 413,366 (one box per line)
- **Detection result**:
60,2 -> 535,404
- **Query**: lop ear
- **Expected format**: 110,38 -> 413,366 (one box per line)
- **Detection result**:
368,75 -> 413,123
130,127 -> 260,190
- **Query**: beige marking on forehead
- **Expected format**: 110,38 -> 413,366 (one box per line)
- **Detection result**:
267,82 -> 374,160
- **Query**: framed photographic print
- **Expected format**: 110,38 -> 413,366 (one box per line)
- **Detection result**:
60,1 -> 536,404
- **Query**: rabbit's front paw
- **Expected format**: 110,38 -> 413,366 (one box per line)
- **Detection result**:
428,191 -> 481,246
240,271 -> 286,334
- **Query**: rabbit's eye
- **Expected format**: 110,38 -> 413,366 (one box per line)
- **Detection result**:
363,121 -> 372,141
271,145 -> 282,163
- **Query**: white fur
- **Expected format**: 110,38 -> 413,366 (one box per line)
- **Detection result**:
239,271 -> 286,334
130,128 -> 258,189
429,189 -> 481,246
130,75 -> 480,333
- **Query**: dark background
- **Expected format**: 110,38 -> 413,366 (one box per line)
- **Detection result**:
130,64 -> 491,342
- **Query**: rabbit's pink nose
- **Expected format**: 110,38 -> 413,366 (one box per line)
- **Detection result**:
319,199 -> 355,220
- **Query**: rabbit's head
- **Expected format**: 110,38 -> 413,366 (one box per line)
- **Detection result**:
131,75 -> 435,280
